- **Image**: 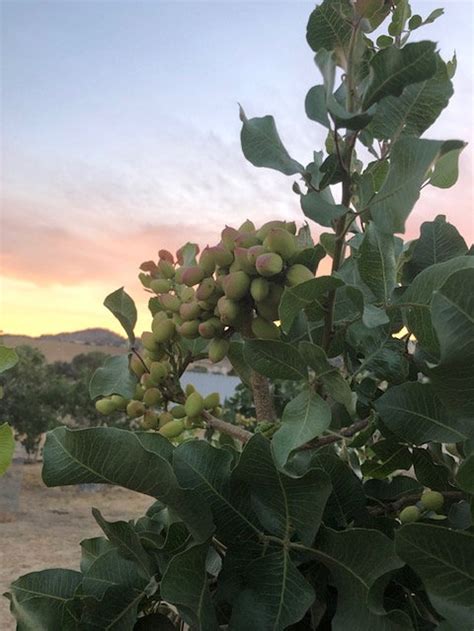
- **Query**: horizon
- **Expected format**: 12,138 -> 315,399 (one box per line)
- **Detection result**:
1,0 -> 473,337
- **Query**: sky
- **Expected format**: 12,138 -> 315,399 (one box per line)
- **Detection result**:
1,0 -> 473,337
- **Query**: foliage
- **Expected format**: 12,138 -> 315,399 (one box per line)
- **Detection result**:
0,344 -> 19,475
6,2 -> 474,630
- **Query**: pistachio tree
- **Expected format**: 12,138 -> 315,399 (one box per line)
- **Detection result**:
6,2 -> 474,629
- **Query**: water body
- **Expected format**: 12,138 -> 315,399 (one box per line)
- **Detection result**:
180,371 -> 240,400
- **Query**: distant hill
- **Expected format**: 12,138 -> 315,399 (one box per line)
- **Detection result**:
1,329 -> 126,364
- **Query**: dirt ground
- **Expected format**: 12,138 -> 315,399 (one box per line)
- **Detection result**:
0,462 -> 152,630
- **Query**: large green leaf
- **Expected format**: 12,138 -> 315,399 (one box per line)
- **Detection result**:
299,341 -> 353,411
429,268 -> 474,417
402,215 -> 467,282
400,256 -> 474,354
306,0 -> 352,55
235,434 -> 332,545
0,345 -> 18,373
370,57 -> 453,141
7,569 -> 82,631
375,382 -> 472,444
429,142 -> 466,188
271,388 -> 331,467
305,85 -> 331,128
396,524 -> 474,628
230,549 -> 315,631
279,276 -> 343,333
301,191 -> 347,227
0,422 -> 15,477
412,448 -> 450,491
161,542 -> 218,631
310,526 -> 407,630
369,138 -> 452,234
361,440 -> 412,479
173,440 -> 260,545
240,113 -> 304,176
363,41 -> 437,109
104,287 -> 137,343
243,340 -> 307,380
357,223 -> 396,303
42,427 -> 213,541
89,355 -> 137,400
80,537 -> 115,573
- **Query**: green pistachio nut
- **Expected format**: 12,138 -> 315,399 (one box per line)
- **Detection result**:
179,320 -> 200,338
185,383 -> 195,396
420,490 -> 444,512
150,278 -> 172,294
286,264 -> 314,286
208,338 -> 230,363
221,225 -> 239,250
196,277 -> 216,301
251,316 -> 280,340
151,318 -> 176,343
238,219 -> 256,233
212,244 -> 234,267
399,505 -> 421,524
234,232 -> 260,248
134,384 -> 146,401
159,419 -> 185,439
179,301 -> 201,321
150,361 -> 168,383
203,392 -> 220,409
158,411 -> 174,428
126,400 -> 146,418
198,246 -> 216,276
263,227 -> 297,259
110,394 -> 127,410
139,272 -> 152,288
141,410 -> 159,430
250,277 -> 270,302
158,293 -> 181,313
157,259 -> 175,279
217,296 -> 240,324
143,387 -> 162,407
130,354 -> 146,377
142,331 -> 159,352
255,252 -> 283,277
223,271 -> 251,301
95,398 -> 116,415
171,405 -> 186,419
185,391 -> 205,418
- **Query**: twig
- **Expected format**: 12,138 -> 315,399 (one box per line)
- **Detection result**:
368,491 -> 465,517
202,411 -> 253,444
296,417 -> 370,451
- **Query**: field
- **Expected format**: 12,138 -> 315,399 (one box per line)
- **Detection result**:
2,334 -> 123,363
0,462 -> 152,630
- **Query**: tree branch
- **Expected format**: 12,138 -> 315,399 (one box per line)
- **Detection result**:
250,370 -> 276,422
297,417 -> 370,451
202,411 -> 253,444
367,491 -> 465,517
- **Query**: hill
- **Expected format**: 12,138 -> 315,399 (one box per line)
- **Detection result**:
38,328 -> 126,347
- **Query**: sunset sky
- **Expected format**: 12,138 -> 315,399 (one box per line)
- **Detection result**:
1,0 -> 473,337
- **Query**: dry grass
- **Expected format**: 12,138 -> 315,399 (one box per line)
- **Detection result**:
0,462 -> 153,630
2,335 -> 123,363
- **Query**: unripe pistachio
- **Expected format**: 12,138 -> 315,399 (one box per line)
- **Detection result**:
139,272 -> 152,288
159,411 -> 174,428
235,232 -> 260,248
171,405 -> 186,419
399,505 -> 421,524
229,259 -> 242,273
198,320 -> 217,339
143,387 -> 162,406
264,227 -> 297,259
211,244 -> 234,267
142,331 -> 159,352
145,346 -> 166,361
150,361 -> 168,383
142,410 -> 159,430
127,400 -> 145,418
208,338 -> 230,363
199,246 -> 216,276
256,298 -> 279,321
179,320 -> 200,338
134,384 -> 146,400
179,301 -> 200,321
130,354 -> 146,377
203,392 -> 220,409
196,277 -> 216,301
285,221 -> 297,234
159,419 -> 185,439
251,316 -> 280,340
256,252 -> 284,277
158,259 -> 175,279
221,226 -> 239,249
95,398 -> 116,415
150,278 -> 172,294
213,406 -> 223,418
185,391 -> 205,418
250,277 -> 270,302
233,247 -> 255,274
286,264 -> 314,286
110,394 -> 127,410
420,491 -> 444,512
180,266 -> 204,287
238,219 -> 256,233
256,220 -> 288,241
178,286 -> 195,302
185,383 -> 196,396
158,293 -> 181,313
217,296 -> 240,324
152,318 -> 175,343
247,245 -> 267,266
174,267 -> 185,284
141,373 -> 157,389
223,271 -> 251,301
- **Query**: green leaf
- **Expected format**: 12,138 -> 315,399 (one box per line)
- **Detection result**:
312,526 -> 406,630
178,242 -> 199,266
396,524 -> 474,628
402,215 -> 467,282
80,536 -> 115,573
173,440 -> 260,545
400,256 -> 474,354
363,41 -> 437,109
412,448 -> 450,491
456,455 -> 474,494
104,287 -> 137,343
92,508 -> 154,578
0,422 -> 15,477
369,137 -> 451,234
376,35 -> 393,48
301,191 -> 347,227
161,542 -> 219,631
271,388 -> 331,467
42,427 -> 213,541
240,113 -> 304,175
357,223 -> 396,302
89,355 -> 137,399
375,382 -> 473,445
230,549 -> 315,631
389,0 -> 411,37
299,341 -> 353,411
305,85 -> 330,128
306,0 -> 352,55
429,142 -> 466,188
370,57 -> 454,141
364,476 -> 423,501
0,346 -> 19,373
327,97 -> 376,130
429,268 -> 474,417
234,434 -> 332,545
243,340 -> 307,380
279,276 -> 344,333
361,440 -> 412,479
424,7 -> 444,24
7,569 -> 82,631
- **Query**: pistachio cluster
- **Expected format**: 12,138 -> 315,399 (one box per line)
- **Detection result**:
399,490 -> 445,523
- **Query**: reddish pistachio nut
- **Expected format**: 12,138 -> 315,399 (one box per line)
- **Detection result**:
126,400 -> 145,418
256,252 -> 284,277
198,246 -> 216,275
233,247 -> 255,274
234,232 -> 260,248
196,277 -> 216,301
159,249 -> 174,263
181,266 -> 205,287
247,245 -> 267,266
221,226 -> 240,249
178,320 -> 200,338
143,387 -> 162,407
158,293 -> 181,313
140,260 -> 159,274
179,301 -> 201,321
223,271 -> 251,301
211,244 -> 234,267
